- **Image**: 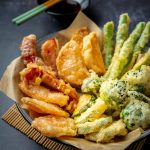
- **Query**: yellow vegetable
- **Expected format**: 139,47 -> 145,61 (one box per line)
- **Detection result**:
75,98 -> 107,124
73,94 -> 95,117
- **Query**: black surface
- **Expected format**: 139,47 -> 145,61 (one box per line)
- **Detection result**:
0,0 -> 150,150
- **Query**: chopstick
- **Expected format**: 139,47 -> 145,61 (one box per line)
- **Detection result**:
12,0 -> 62,25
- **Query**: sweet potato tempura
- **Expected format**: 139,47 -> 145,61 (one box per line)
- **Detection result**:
82,32 -> 105,75
71,26 -> 89,47
32,115 -> 77,137
19,81 -> 69,107
21,97 -> 69,117
56,40 -> 89,87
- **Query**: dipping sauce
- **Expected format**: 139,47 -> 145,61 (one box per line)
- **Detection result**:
38,0 -> 81,15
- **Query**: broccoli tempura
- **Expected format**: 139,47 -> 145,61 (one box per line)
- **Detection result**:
81,71 -> 102,95
122,65 -> 150,96
100,80 -> 128,111
120,99 -> 150,130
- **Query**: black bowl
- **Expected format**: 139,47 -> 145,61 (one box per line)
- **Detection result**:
37,0 -> 90,20
16,32 -> 150,149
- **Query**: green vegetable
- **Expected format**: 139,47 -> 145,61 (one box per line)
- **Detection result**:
104,13 -> 130,79
100,80 -> 128,111
73,95 -> 96,117
109,22 -> 145,79
81,71 -> 102,95
85,119 -> 127,143
103,21 -> 114,69
122,65 -> 150,96
133,48 -> 150,70
74,98 -> 107,124
115,13 -> 131,55
120,99 -> 150,130
126,22 -> 150,70
77,116 -> 112,135
127,91 -> 150,104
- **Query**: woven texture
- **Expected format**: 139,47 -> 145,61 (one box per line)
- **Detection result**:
1,104 -> 146,150
2,104 -> 77,150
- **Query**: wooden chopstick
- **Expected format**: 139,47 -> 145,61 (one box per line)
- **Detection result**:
12,0 -> 62,25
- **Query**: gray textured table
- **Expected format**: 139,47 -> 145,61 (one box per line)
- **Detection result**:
0,0 -> 149,150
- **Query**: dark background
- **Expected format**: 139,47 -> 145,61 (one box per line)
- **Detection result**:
0,0 -> 150,150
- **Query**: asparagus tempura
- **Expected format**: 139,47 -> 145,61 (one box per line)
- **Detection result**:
109,22 -> 145,79
103,21 -> 114,69
126,22 -> 150,70
133,48 -> 150,70
104,13 -> 130,78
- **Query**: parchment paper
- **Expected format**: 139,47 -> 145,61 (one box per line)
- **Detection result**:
0,11 -> 142,150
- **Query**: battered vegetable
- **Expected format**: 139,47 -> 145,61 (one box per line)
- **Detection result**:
115,13 -> 131,55
109,22 -> 145,79
32,115 -> 77,137
100,80 -> 128,111
103,21 -> 114,69
81,71 -> 102,95
77,116 -> 112,135
82,32 -> 105,74
133,48 -> 150,70
127,91 -> 150,104
126,22 -> 150,70
73,94 -> 96,117
104,13 -> 130,78
120,99 -> 150,130
85,119 -> 127,143
74,98 -> 107,124
21,97 -> 70,117
122,65 -> 150,96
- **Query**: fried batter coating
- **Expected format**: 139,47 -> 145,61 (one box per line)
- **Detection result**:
71,27 -> 89,47
77,116 -> 113,135
19,63 -> 79,113
82,32 -> 105,75
56,40 -> 89,87
32,115 -> 77,137
42,72 -> 78,113
74,98 -> 107,124
28,109 -> 42,119
20,63 -> 55,84
19,81 -> 69,107
42,72 -> 78,100
73,94 -> 92,117
20,34 -> 44,65
85,119 -> 128,143
21,101 -> 46,119
41,38 -> 59,71
21,97 -> 69,117
20,63 -> 78,99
